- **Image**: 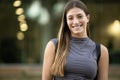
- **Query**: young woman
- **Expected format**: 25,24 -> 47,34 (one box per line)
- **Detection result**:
42,0 -> 109,80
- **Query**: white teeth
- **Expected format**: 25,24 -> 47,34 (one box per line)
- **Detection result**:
75,26 -> 81,27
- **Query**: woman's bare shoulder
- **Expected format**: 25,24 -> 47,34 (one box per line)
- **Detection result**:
44,39 -> 56,58
100,44 -> 109,56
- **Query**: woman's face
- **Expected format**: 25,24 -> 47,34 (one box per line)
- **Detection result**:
66,7 -> 90,37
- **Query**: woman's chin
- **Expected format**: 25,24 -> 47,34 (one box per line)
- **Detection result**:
73,30 -> 83,34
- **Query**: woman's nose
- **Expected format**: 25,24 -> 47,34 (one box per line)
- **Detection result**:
73,18 -> 79,25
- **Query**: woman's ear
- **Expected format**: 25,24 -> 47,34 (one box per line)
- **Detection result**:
87,14 -> 90,23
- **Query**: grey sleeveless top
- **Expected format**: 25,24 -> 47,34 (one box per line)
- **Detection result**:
51,37 -> 98,80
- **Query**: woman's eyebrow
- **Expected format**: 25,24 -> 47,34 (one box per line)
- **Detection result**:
67,13 -> 82,17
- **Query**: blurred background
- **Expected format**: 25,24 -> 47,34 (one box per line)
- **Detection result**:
0,0 -> 120,80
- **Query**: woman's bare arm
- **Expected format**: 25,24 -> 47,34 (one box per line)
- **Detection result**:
42,41 -> 55,80
97,44 -> 109,80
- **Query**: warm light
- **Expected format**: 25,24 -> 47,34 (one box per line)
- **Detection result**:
14,0 -> 28,40
17,31 -> 24,40
108,20 -> 120,37
20,23 -> 28,31
13,0 -> 21,7
16,8 -> 24,15
18,14 -> 25,22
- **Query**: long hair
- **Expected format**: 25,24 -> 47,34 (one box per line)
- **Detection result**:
51,0 -> 90,77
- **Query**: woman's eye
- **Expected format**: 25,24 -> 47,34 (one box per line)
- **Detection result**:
78,15 -> 82,18
68,17 -> 73,20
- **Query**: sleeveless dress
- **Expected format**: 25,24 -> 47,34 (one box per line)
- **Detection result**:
51,37 -> 98,80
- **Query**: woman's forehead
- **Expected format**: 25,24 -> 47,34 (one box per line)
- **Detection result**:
66,7 -> 85,16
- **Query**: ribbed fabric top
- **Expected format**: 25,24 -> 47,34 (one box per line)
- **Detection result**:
51,37 -> 98,80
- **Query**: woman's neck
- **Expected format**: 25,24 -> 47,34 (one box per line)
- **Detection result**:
71,33 -> 88,38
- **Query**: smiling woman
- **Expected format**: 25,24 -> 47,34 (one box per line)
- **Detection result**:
66,7 -> 90,38
42,0 -> 109,80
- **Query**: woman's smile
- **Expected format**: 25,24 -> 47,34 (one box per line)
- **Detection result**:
72,25 -> 82,32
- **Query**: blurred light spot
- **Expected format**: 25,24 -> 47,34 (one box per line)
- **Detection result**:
108,20 -> 120,37
13,0 -> 21,7
53,1 -> 65,16
38,8 -> 50,25
16,8 -> 24,15
19,21 -> 26,26
20,23 -> 28,31
26,1 -> 41,19
18,14 -> 25,22
17,31 -> 24,40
